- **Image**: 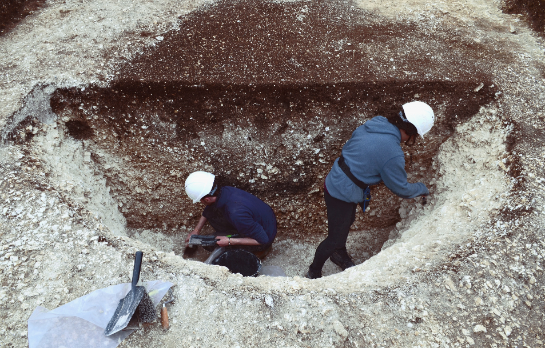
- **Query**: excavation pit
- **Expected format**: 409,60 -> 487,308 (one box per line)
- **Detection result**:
4,0 -> 545,346
9,0 -> 514,280
24,77 -> 501,277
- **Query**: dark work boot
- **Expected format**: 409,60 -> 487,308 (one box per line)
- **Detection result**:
305,267 -> 322,279
330,251 -> 355,270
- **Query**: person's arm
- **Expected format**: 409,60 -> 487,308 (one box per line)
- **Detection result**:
185,215 -> 207,243
215,236 -> 261,247
229,209 -> 271,244
380,156 -> 429,199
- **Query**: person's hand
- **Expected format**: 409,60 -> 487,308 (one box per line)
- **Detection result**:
185,229 -> 200,244
215,236 -> 230,247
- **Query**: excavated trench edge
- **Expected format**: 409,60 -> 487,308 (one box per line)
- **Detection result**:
2,78 -> 513,281
0,0 -> 515,282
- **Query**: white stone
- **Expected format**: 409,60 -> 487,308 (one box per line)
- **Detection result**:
333,320 -> 348,338
504,326 -> 512,336
473,325 -> 486,333
264,295 -> 274,308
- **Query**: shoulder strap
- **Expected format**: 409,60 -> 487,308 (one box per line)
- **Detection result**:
338,155 -> 369,190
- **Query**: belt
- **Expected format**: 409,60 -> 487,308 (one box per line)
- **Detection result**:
338,155 -> 369,190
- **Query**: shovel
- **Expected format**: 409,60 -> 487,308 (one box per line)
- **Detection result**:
104,251 -> 146,336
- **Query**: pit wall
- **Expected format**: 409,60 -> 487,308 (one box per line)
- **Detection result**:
23,97 -> 512,285
47,81 -> 497,241
31,123 -> 126,235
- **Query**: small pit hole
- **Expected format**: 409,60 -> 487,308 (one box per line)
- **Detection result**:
65,120 -> 93,140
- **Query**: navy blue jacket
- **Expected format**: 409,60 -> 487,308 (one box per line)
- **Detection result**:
325,116 -> 429,203
203,186 -> 277,245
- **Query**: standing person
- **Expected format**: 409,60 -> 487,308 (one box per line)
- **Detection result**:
306,101 -> 434,279
184,171 -> 277,255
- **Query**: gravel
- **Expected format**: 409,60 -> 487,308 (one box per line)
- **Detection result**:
1,0 -> 544,347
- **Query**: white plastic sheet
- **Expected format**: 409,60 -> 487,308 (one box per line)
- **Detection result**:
28,280 -> 173,348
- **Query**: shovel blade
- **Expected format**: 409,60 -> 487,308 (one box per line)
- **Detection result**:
104,286 -> 145,336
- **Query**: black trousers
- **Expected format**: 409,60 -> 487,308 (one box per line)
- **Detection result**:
206,214 -> 271,253
309,189 -> 369,272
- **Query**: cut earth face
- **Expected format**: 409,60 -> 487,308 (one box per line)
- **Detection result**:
3,0 -> 545,347
7,0 -> 513,279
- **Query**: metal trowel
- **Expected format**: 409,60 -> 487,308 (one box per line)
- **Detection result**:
160,287 -> 176,330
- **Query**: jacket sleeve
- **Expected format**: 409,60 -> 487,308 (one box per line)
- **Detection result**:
227,205 -> 269,244
380,156 -> 429,199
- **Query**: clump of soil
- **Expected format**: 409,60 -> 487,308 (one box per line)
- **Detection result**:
0,0 -> 46,35
502,0 -> 545,35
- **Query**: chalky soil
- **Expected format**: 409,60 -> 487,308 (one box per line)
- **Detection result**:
30,0 -> 504,277
1,0 -> 544,347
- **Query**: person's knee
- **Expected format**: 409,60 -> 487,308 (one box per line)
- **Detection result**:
322,236 -> 346,251
326,224 -> 351,240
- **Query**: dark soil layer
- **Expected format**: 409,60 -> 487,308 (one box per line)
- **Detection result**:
121,0 -> 512,84
503,0 -> 545,35
50,80 -> 496,237
0,0 -> 46,35
49,0 -> 502,239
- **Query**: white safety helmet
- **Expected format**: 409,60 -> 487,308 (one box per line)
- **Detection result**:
402,101 -> 435,137
185,171 -> 215,203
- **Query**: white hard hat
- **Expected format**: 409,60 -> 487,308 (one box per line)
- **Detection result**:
402,101 -> 435,137
185,171 -> 215,203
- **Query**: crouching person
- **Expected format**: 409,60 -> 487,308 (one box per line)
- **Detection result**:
184,171 -> 277,256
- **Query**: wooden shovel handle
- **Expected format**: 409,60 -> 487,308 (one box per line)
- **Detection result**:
161,305 -> 169,329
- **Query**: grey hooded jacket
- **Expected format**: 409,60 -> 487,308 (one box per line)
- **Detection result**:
325,116 -> 429,203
